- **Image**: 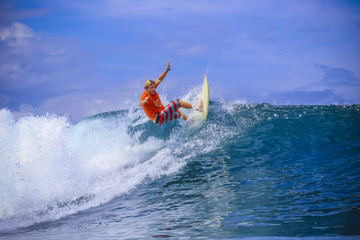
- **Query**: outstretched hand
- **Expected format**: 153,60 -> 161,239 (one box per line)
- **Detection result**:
156,61 -> 171,85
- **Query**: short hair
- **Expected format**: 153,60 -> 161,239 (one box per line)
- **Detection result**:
144,80 -> 156,89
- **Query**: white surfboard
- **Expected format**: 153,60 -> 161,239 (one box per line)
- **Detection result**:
192,75 -> 209,121
201,74 -> 210,120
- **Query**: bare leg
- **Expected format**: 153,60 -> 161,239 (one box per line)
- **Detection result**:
179,100 -> 192,109
179,100 -> 203,112
178,110 -> 188,120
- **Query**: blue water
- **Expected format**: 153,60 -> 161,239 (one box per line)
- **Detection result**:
1,101 -> 360,239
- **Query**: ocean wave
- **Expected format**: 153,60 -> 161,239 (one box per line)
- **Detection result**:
1,101 -> 359,235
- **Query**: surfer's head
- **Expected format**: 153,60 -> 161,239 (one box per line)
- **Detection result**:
144,80 -> 156,95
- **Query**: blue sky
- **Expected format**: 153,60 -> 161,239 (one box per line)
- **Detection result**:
1,0 -> 359,120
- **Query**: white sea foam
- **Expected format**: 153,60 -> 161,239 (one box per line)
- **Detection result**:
0,108 -> 185,231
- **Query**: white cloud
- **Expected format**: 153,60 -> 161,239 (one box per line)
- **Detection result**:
0,21 -> 97,92
0,22 -> 34,41
39,85 -> 140,121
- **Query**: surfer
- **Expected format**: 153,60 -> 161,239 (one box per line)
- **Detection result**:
139,61 -> 198,125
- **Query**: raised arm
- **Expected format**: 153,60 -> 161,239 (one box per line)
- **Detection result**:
155,61 -> 171,86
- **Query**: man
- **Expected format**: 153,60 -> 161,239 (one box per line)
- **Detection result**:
139,61 -> 197,125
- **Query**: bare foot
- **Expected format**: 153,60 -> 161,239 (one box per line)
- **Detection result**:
196,101 -> 204,112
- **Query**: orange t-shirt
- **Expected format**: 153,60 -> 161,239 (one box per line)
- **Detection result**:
141,84 -> 165,121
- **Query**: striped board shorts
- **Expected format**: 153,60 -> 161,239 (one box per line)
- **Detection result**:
155,99 -> 181,125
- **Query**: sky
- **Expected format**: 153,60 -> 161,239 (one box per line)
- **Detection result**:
1,0 -> 359,121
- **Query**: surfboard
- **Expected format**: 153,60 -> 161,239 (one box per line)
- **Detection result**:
201,74 -> 210,121
191,74 -> 209,122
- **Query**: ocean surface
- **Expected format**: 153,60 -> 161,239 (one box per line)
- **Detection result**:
1,98 -> 360,239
